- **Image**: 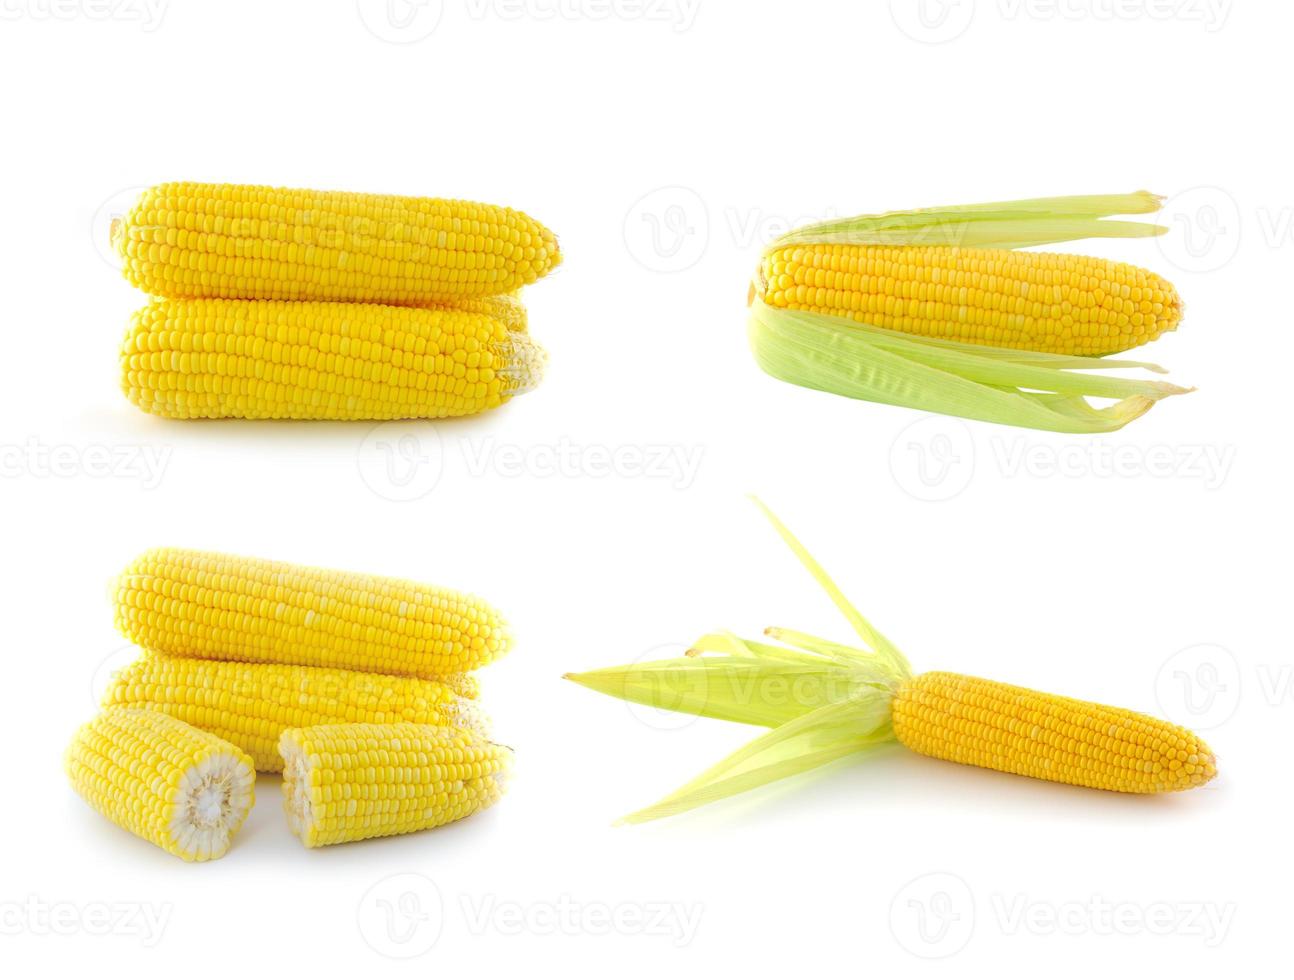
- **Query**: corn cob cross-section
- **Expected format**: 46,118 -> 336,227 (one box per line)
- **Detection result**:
114,548 -> 510,679
280,723 -> 512,847
102,653 -> 486,773
65,706 -> 256,861
120,298 -> 545,421
565,501 -> 1216,823
113,182 -> 561,304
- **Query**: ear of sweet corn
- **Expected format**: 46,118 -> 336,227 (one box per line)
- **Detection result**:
65,706 -> 255,861
113,548 -> 510,679
566,500 -> 1217,824
113,182 -> 560,304
892,671 -> 1215,793
102,653 -> 487,772
279,723 -> 511,847
120,298 -> 546,420
748,192 -> 1190,433
756,245 -> 1182,357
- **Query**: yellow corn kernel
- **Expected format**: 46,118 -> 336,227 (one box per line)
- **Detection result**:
756,244 -> 1182,356
119,298 -> 546,421
445,291 -> 528,333
279,723 -> 512,847
113,182 -> 560,304
892,672 -> 1216,793
65,706 -> 255,861
102,653 -> 486,772
114,548 -> 510,679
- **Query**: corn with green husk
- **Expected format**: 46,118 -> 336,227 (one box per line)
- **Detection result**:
566,501 -> 1216,824
748,192 -> 1192,434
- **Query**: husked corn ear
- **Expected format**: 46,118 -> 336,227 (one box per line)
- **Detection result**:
113,182 -> 560,304
114,548 -> 510,679
103,653 -> 487,772
280,723 -> 512,847
892,672 -> 1216,793
120,298 -> 545,420
65,706 -> 255,861
757,244 -> 1182,356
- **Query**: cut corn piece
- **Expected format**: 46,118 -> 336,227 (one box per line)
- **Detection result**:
892,671 -> 1215,793
113,182 -> 560,304
114,548 -> 510,679
65,706 -> 255,861
280,723 -> 511,847
756,244 -> 1183,356
103,653 -> 486,772
120,298 -> 545,420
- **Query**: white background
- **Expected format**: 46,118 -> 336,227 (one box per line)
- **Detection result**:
0,0 -> 1283,975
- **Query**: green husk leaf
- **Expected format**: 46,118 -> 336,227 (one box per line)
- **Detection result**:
617,692 -> 897,825
566,501 -> 920,823
748,300 -> 1190,434
565,659 -> 866,728
771,191 -> 1166,250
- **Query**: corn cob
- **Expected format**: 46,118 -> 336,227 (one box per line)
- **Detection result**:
756,244 -> 1182,356
747,192 -> 1191,434
120,298 -> 545,421
113,182 -> 560,304
891,672 -> 1214,793
566,501 -> 1217,823
114,548 -> 510,679
103,653 -> 487,772
280,723 -> 512,847
65,706 -> 255,861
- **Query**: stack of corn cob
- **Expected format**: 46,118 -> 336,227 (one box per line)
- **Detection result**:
748,192 -> 1192,433
66,549 -> 512,860
112,182 -> 560,420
